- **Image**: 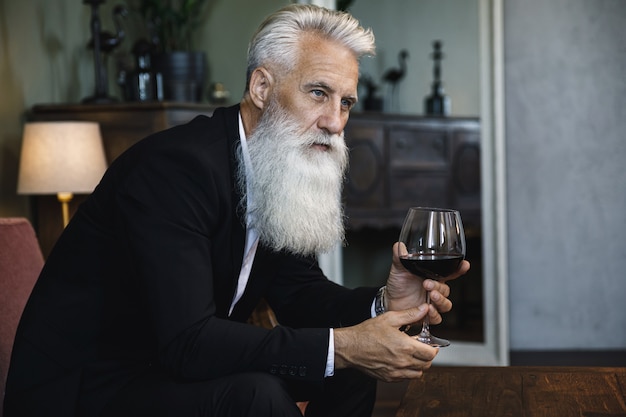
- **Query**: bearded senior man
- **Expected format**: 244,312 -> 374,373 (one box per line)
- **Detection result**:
5,4 -> 469,417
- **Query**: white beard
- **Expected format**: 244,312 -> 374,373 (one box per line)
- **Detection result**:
237,98 -> 348,256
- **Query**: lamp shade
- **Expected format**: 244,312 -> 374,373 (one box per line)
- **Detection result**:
17,121 -> 107,195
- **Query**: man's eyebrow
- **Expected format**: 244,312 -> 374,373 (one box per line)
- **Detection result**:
305,81 -> 358,102
305,81 -> 333,91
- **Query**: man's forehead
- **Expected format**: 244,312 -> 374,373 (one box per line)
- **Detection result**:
294,37 -> 360,92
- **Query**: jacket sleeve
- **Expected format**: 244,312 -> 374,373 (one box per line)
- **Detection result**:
264,252 -> 379,329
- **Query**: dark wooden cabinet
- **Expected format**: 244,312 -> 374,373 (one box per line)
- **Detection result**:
343,112 -> 481,234
29,102 -> 215,257
342,113 -> 484,342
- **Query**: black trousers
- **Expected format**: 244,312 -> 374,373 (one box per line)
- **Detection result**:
100,368 -> 377,417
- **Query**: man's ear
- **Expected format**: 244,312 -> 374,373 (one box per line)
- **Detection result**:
248,67 -> 273,110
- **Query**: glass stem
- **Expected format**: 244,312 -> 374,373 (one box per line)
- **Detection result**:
421,291 -> 431,337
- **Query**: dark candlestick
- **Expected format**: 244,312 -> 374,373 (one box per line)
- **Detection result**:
82,0 -> 117,103
424,40 -> 451,116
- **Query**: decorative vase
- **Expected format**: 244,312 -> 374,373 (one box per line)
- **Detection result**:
153,51 -> 207,102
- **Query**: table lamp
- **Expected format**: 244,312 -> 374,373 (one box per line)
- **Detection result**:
17,121 -> 107,227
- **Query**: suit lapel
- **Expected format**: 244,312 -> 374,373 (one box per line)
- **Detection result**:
227,105 -> 247,310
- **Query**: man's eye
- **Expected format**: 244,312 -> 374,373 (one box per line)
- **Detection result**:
342,99 -> 355,109
312,89 -> 325,98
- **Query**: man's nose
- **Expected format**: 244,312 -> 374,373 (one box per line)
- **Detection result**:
318,101 -> 347,135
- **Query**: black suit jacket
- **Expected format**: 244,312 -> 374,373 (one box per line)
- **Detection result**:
4,105 -> 378,416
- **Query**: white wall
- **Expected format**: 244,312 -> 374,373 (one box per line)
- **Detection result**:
504,0 -> 626,350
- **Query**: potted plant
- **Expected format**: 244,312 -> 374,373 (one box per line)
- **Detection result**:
129,0 -> 212,102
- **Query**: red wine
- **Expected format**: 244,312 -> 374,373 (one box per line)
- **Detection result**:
400,254 -> 463,280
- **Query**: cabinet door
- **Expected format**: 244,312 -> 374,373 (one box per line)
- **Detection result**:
451,128 -> 481,231
344,122 -> 386,210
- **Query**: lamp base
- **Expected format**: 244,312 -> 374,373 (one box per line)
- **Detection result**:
57,192 -> 74,228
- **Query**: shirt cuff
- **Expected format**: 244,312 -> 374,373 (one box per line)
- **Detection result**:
325,328 -> 335,377
328,292 -> 381,377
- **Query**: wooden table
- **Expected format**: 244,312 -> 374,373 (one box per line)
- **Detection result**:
396,366 -> 626,417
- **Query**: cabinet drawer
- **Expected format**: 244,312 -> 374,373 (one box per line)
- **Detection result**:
390,172 -> 448,210
390,128 -> 448,170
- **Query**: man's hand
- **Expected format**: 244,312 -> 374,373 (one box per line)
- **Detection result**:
334,307 -> 438,382
386,242 -> 470,325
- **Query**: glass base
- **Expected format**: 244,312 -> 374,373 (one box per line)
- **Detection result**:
416,331 -> 450,348
402,325 -> 451,347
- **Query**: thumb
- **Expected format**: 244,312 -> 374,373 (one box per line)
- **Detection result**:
386,305 -> 429,327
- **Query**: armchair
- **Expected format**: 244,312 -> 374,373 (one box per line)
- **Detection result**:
0,218 -> 44,417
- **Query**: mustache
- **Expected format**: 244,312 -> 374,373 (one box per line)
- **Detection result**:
302,131 -> 345,152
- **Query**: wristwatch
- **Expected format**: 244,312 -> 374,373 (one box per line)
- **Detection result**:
375,286 -> 387,316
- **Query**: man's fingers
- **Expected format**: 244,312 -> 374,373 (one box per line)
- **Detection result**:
428,303 -> 443,324
429,290 -> 452,313
424,280 -> 450,298
385,305 -> 429,327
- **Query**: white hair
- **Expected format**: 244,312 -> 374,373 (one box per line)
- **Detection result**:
245,3 -> 375,90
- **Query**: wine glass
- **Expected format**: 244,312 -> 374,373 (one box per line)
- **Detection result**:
397,207 -> 466,347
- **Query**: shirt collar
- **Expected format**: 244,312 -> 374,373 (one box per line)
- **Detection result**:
238,112 -> 255,228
